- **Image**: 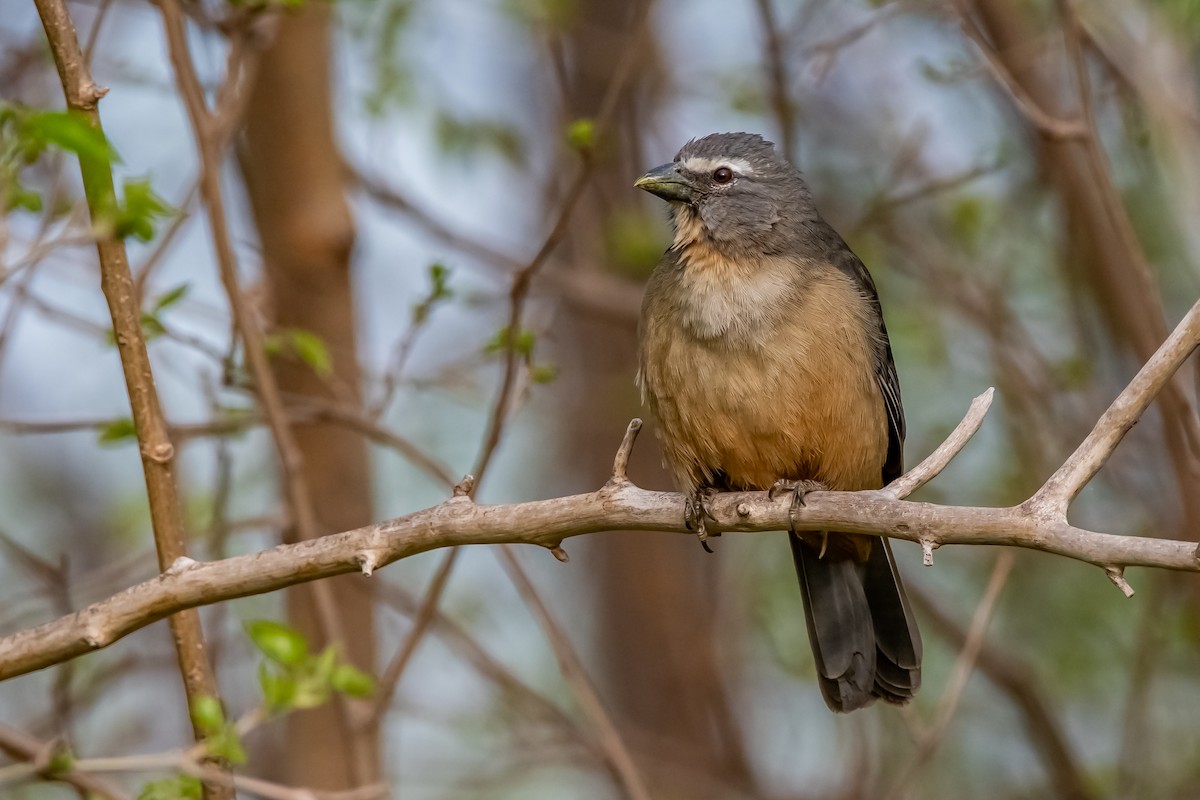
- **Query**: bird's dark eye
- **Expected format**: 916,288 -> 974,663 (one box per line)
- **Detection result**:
712,167 -> 734,184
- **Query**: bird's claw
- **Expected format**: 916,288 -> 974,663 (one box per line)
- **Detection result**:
773,479 -> 828,546
769,478 -> 825,505
685,488 -> 720,553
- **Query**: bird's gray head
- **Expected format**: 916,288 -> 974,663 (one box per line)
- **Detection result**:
635,132 -> 815,255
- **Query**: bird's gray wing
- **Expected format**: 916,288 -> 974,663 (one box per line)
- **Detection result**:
820,225 -> 906,483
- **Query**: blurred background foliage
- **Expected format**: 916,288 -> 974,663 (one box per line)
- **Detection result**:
2,0 -> 1200,798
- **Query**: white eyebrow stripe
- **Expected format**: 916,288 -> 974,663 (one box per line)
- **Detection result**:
681,156 -> 755,176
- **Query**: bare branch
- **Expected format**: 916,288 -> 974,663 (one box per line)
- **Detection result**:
1031,297 -> 1200,514
1,468 -> 1197,683
884,388 -> 994,499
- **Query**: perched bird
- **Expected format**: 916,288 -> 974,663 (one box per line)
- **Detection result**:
634,132 -> 921,712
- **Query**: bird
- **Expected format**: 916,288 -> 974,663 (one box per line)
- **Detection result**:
634,132 -> 921,712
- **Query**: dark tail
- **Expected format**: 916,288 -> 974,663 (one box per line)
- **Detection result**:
790,534 -> 922,712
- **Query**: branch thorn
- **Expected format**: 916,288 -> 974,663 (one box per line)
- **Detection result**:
358,551 -> 380,577
610,418 -> 642,482
1104,566 -> 1135,597
921,539 -> 937,567
453,474 -> 476,497
550,545 -> 570,563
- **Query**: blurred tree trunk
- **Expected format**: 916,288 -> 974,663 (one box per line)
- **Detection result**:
555,5 -> 756,796
241,5 -> 379,788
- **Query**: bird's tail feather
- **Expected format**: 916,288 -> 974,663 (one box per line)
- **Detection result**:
790,534 -> 921,712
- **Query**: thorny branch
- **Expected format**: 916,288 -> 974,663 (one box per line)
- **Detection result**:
30,1 -> 229,795
3,291 -> 1200,679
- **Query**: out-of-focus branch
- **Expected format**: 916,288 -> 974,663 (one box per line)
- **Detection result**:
909,586 -> 1097,800
752,0 -> 796,160
159,2 -> 378,784
470,0 -> 654,481
0,723 -> 128,800
885,552 -> 1014,799
956,6 -> 1088,140
0,722 -> 387,800
497,546 -> 653,800
30,3 -> 229,795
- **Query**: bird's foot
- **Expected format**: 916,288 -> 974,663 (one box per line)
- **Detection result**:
772,479 -> 830,555
685,487 -> 721,553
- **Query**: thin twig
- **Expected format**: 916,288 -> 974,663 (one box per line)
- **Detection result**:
364,548 -> 459,729
0,723 -> 128,799
909,586 -> 1096,800
156,0 -> 345,643
470,0 -> 655,481
609,418 -> 642,482
884,388 -> 994,499
956,4 -> 1088,140
752,0 -> 796,160
1031,296 -> 1200,514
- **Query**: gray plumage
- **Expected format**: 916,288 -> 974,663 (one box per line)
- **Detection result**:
636,132 -> 921,712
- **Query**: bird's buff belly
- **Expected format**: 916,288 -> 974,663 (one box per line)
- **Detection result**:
645,341 -> 888,493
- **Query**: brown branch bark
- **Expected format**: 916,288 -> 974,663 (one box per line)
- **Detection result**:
30,3 -> 229,796
3,456 -> 1199,683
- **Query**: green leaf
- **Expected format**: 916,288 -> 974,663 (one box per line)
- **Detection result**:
114,178 -> 172,242
244,619 -> 309,666
411,262 -> 453,324
565,118 -> 595,153
45,743 -> 74,776
311,644 -> 339,684
190,695 -> 225,735
287,329 -> 333,378
152,283 -> 190,312
97,417 -> 137,445
266,329 -> 333,378
259,662 -> 296,712
140,312 -> 167,341
483,326 -> 535,357
529,363 -> 557,384
513,328 -> 535,356
290,675 -> 332,710
138,776 -> 203,800
429,262 -> 451,298
434,112 -> 525,165
6,186 -> 42,213
505,0 -> 578,28
206,727 -> 247,765
23,110 -> 117,165
331,663 -> 376,698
